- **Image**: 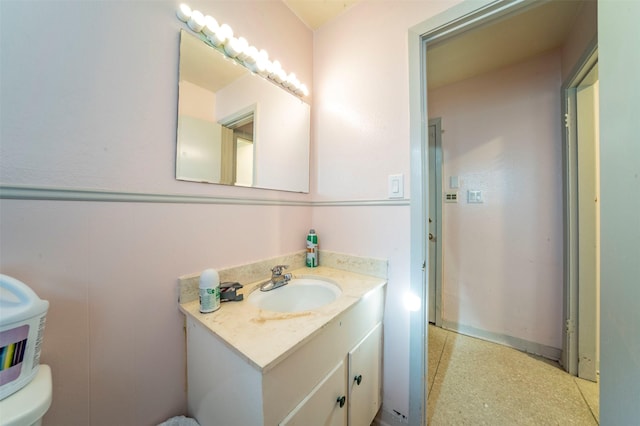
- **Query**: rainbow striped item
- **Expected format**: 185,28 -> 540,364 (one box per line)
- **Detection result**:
0,325 -> 29,386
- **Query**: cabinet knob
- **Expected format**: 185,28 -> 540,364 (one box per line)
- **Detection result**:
354,374 -> 363,386
337,395 -> 346,408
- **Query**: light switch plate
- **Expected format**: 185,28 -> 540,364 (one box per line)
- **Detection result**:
388,174 -> 404,198
467,190 -> 483,203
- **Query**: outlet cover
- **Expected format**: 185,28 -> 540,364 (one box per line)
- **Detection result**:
444,191 -> 458,203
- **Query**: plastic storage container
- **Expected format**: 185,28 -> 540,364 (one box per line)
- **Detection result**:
0,274 -> 49,401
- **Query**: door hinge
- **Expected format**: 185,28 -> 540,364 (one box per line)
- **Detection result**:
565,98 -> 572,128
565,319 -> 575,334
422,261 -> 426,271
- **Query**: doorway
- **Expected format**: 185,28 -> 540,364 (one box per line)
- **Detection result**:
408,0 -> 597,424
427,118 -> 442,326
563,53 -> 600,382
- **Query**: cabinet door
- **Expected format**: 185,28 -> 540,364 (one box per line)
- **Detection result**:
348,323 -> 382,425
279,360 -> 347,426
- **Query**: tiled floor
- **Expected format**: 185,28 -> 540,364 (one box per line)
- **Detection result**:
427,325 -> 599,425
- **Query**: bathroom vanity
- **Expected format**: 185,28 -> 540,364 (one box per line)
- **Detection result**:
179,266 -> 386,426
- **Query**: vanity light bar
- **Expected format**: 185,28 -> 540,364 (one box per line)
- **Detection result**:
176,3 -> 309,98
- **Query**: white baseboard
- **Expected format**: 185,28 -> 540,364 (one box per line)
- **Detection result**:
440,320 -> 562,361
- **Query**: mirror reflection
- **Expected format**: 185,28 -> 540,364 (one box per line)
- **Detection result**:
176,30 -> 310,192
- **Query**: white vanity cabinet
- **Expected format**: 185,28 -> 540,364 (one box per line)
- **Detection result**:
279,360 -> 347,426
280,322 -> 383,426
185,281 -> 385,426
348,323 -> 382,425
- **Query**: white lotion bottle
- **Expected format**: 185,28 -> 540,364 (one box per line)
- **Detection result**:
199,268 -> 220,313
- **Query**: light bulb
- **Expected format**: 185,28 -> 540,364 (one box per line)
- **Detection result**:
255,59 -> 267,76
286,73 -> 299,90
187,10 -> 205,32
202,15 -> 219,37
176,4 -> 192,22
263,59 -> 274,77
219,24 -> 233,41
243,46 -> 258,65
208,28 -> 226,46
269,60 -> 282,79
299,84 -> 309,97
274,68 -> 287,84
256,51 -> 270,77
235,37 -> 249,60
224,37 -> 242,58
258,49 -> 269,63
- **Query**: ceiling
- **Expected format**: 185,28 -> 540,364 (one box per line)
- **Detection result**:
426,0 -> 586,89
283,0 -> 359,30
282,0 -> 587,89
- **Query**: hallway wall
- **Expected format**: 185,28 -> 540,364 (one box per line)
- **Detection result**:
427,49 -> 564,352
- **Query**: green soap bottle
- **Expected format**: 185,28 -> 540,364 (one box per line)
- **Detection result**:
306,229 -> 318,267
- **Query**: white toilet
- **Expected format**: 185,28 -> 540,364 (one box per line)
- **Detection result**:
0,364 -> 52,426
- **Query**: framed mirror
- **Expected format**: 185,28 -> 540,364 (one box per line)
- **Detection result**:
176,30 -> 311,193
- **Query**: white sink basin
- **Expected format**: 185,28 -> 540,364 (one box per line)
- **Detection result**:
248,277 -> 342,313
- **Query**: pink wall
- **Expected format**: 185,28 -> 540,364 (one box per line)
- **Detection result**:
428,50 -> 564,349
0,1 -> 312,425
311,0 -> 461,417
0,201 -> 311,425
0,0 -> 312,198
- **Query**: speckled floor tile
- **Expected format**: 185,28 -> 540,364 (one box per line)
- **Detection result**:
427,326 -> 599,425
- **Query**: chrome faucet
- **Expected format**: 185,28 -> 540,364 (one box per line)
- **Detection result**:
259,265 -> 292,292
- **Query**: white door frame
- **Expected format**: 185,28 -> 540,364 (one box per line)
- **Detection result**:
561,42 -> 598,378
408,1 -> 555,424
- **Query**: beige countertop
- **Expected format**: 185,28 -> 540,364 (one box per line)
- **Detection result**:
179,266 -> 386,372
